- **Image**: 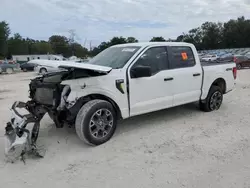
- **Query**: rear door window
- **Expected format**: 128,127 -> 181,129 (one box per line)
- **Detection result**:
169,46 -> 195,69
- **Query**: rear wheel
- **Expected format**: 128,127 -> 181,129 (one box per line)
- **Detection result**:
75,100 -> 117,146
200,85 -> 223,112
40,68 -> 47,74
237,64 -> 242,70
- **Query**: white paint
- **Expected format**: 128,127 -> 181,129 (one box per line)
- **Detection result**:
61,42 -> 236,119
30,59 -> 112,74
0,70 -> 249,188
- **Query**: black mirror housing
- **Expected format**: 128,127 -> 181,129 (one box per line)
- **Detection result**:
131,65 -> 152,78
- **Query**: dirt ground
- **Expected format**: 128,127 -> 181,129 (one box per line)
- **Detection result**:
0,70 -> 250,188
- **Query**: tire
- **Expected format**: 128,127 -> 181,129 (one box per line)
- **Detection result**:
237,64 -> 242,70
75,99 -> 117,146
200,85 -> 223,112
31,122 -> 40,144
40,68 -> 47,74
6,68 -> 13,74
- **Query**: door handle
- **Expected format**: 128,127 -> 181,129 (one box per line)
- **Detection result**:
164,77 -> 173,81
193,73 -> 201,77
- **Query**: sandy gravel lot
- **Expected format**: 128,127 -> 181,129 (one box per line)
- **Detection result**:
0,70 -> 250,188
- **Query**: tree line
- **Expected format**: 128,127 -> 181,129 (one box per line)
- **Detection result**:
0,16 -> 249,59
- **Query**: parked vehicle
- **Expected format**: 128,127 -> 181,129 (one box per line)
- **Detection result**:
5,42 -> 237,159
30,60 -> 62,74
30,59 -> 84,74
201,54 -> 218,61
217,53 -> 234,62
0,60 -> 17,74
20,62 -> 36,71
244,52 -> 250,59
233,55 -> 250,69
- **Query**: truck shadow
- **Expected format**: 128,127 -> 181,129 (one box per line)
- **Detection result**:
116,102 -> 200,136
38,103 -> 201,150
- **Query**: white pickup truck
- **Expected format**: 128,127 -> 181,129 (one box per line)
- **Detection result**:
5,42 -> 237,158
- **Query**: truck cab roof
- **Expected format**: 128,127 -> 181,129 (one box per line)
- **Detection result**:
111,42 -> 193,48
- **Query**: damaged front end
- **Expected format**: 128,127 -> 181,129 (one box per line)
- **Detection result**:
4,101 -> 46,162
4,67 -> 109,162
4,71 -> 71,161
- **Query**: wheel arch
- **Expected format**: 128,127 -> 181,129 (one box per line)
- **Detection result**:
72,93 -> 123,120
210,78 -> 226,94
39,67 -> 47,73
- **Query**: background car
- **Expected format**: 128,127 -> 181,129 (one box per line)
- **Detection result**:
0,60 -> 17,74
217,53 -> 234,62
20,62 -> 36,71
201,54 -> 218,62
234,55 -> 250,69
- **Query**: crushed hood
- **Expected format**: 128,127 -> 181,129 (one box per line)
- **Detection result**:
58,62 -> 112,73
28,59 -> 112,74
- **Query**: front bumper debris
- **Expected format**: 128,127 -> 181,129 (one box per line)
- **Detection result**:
4,101 -> 44,162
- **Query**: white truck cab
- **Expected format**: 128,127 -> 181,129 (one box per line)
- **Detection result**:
6,42 -> 237,150
54,42 -> 236,145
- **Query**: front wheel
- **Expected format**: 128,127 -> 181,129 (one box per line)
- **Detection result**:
200,86 -> 223,112
75,100 -> 117,146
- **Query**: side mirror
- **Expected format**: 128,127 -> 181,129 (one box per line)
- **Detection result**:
130,65 -> 151,78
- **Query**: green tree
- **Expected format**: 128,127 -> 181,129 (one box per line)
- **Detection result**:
49,35 -> 70,57
35,41 -> 54,54
109,36 -> 127,45
0,21 -> 10,58
200,22 -> 223,50
222,17 -> 250,48
70,42 -> 89,58
126,37 -> 138,43
7,33 -> 29,55
150,36 -> 166,42
90,36 -> 138,56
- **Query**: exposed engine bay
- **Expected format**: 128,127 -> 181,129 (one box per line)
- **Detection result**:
4,67 -> 107,162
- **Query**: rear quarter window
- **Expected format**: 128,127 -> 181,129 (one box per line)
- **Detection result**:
169,46 -> 195,69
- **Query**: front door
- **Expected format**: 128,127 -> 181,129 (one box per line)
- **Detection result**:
128,46 -> 174,117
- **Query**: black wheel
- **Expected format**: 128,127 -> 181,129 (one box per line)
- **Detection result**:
31,122 -> 40,144
75,99 -> 117,146
237,64 -> 241,70
40,68 -> 47,74
200,86 -> 223,112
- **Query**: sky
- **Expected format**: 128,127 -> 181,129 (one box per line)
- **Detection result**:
1,0 -> 249,47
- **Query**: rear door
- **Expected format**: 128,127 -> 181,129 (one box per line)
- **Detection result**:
128,46 -> 174,116
168,46 -> 203,106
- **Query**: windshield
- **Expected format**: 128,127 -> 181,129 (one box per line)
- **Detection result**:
88,46 -> 140,69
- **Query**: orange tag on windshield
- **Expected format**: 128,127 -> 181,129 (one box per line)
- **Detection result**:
181,52 -> 188,60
